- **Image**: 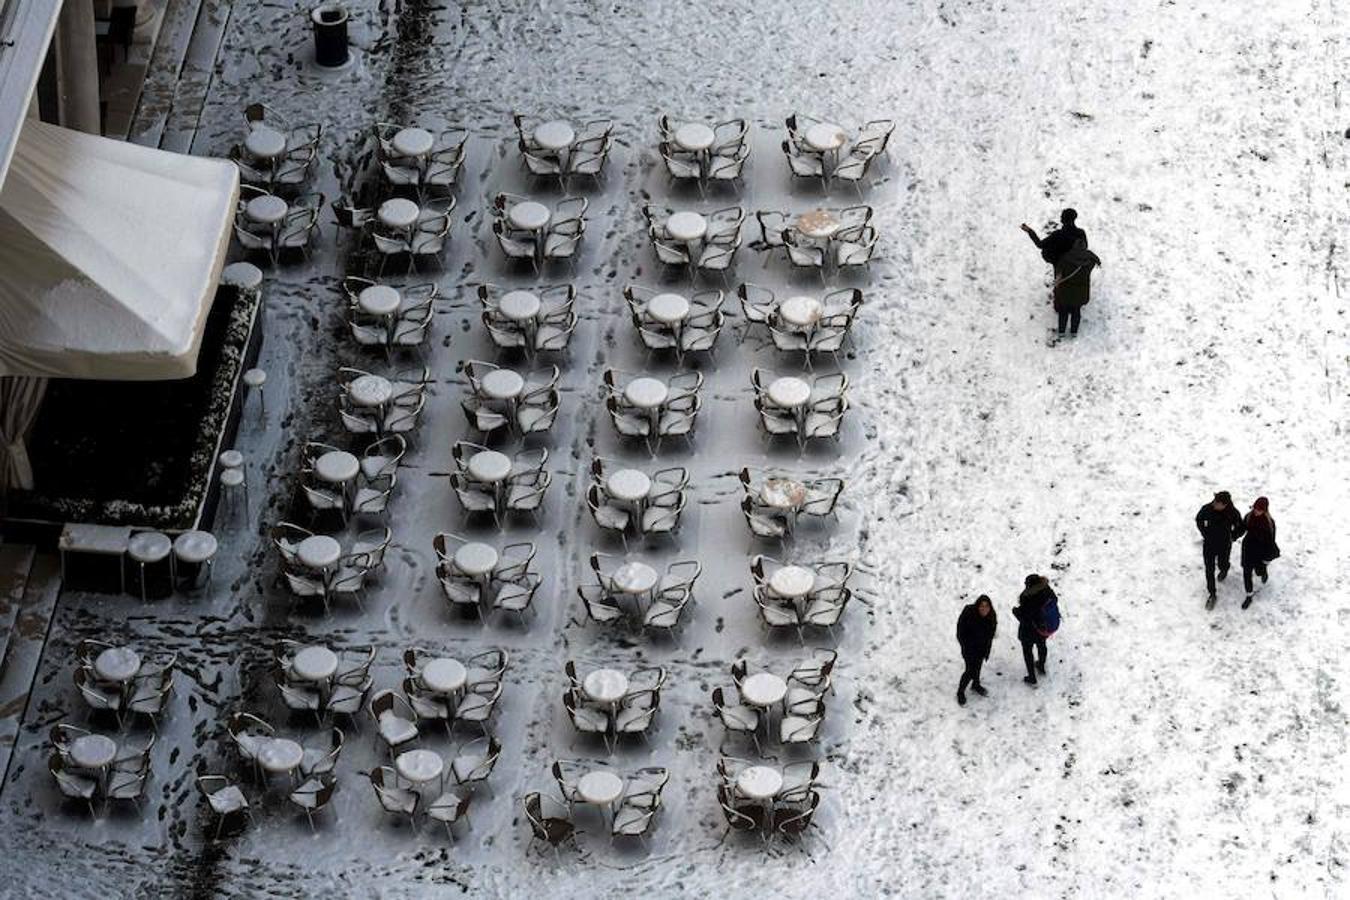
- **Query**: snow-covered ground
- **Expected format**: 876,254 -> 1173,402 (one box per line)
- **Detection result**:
2,0 -> 1349,896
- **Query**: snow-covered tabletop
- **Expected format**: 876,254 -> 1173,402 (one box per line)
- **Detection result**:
804,122 -> 847,152
736,765 -> 783,800
623,377 -> 669,409
779,295 -> 824,328
393,127 -> 434,157
795,209 -> 841,239
314,450 -> 359,485
760,478 -> 807,509
358,285 -> 401,317
533,120 -> 575,151
245,195 -> 288,225
70,735 -> 117,770
674,123 -> 715,152
245,125 -> 287,159
94,647 -> 141,683
421,658 -> 467,695
396,749 -> 444,786
466,450 -> 511,483
607,469 -> 652,502
508,201 -> 551,232
378,198 -> 419,230
128,532 -> 172,564
498,290 -> 541,321
740,672 -> 788,708
769,565 -> 816,599
256,738 -> 304,774
647,293 -> 691,324
610,561 -> 659,595
767,376 -> 812,408
577,770 -> 624,806
582,668 -> 630,705
173,531 -> 218,564
348,374 -> 393,408
291,645 -> 338,682
296,536 -> 341,570
666,211 -> 708,243
453,542 -> 499,577
480,369 -> 525,400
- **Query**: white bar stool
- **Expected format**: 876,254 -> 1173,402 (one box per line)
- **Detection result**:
126,532 -> 172,601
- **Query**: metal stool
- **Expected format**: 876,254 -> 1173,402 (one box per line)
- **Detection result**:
218,449 -> 244,470
173,530 -> 219,592
220,467 -> 249,522
126,532 -> 172,601
242,368 -> 267,417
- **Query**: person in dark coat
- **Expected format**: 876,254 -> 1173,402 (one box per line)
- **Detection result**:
1021,209 -> 1102,336
1012,575 -> 1055,685
956,595 -> 997,706
1196,490 -> 1245,607
1240,496 -> 1278,609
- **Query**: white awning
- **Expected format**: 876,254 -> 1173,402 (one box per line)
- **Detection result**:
0,119 -> 240,379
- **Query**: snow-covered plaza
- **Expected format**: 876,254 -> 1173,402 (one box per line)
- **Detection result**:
1,0 -> 1348,897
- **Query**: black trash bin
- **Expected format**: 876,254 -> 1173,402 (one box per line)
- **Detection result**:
311,4 -> 349,68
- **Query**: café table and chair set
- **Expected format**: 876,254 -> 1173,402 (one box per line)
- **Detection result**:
433,532 -> 542,624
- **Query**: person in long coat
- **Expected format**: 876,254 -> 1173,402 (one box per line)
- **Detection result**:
1240,496 -> 1279,608
1196,490 -> 1245,607
1021,208 -> 1102,336
956,595 -> 997,706
1012,575 -> 1055,685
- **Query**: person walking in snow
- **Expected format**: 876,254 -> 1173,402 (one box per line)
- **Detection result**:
956,594 -> 997,706
1020,208 -> 1102,337
1012,574 -> 1058,685
1239,496 -> 1279,609
1196,490 -> 1245,608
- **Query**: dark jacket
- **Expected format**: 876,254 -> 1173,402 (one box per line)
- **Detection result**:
1053,240 -> 1102,312
1034,225 -> 1087,266
1240,512 -> 1278,565
1196,502 -> 1245,547
956,604 -> 997,661
1013,580 -> 1056,643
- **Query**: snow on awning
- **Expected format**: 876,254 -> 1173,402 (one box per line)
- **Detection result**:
0,119 -> 240,380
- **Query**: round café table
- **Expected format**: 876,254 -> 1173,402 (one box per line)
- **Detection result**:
508,201 -> 551,232
666,211 -> 707,243
498,290 -> 541,322
646,293 -> 691,325
94,647 -> 141,683
348,374 -> 393,408
610,561 -> 659,596
804,122 -> 847,153
291,645 -> 339,682
796,209 -> 841,240
582,668 -> 630,706
221,261 -> 263,291
358,285 -> 401,317
736,765 -> 783,801
296,535 -> 341,571
245,195 -> 288,226
257,737 -> 305,778
453,542 -> 499,579
770,565 -> 816,600
480,369 -> 525,401
314,450 -> 359,485
606,469 -> 651,504
421,658 -> 467,696
533,120 -> 576,152
378,198 -> 420,230
740,672 -> 788,709
767,376 -> 812,409
393,127 -> 434,158
466,450 -> 512,484
623,377 -> 669,410
396,748 -> 445,790
674,122 -> 715,153
245,125 -> 287,160
70,734 -> 118,771
577,770 -> 625,818
779,296 -> 825,329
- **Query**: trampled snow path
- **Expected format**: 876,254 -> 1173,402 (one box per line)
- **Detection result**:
2,1 -> 1349,897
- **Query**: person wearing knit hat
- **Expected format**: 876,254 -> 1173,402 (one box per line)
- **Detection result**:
1196,490 -> 1246,608
1239,497 -> 1279,608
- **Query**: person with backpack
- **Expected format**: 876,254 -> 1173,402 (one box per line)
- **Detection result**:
1020,209 -> 1102,337
1012,574 -> 1058,685
1240,496 -> 1279,609
1195,490 -> 1246,608
956,594 -> 997,706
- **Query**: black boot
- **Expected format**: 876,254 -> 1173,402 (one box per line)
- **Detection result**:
1242,595 -> 1253,610
1217,568 -> 1228,582
1023,675 -> 1037,685
957,690 -> 967,706
1206,592 -> 1216,610
971,684 -> 988,697
1036,660 -> 1046,675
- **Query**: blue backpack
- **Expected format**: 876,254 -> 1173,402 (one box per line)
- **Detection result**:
1036,597 -> 1061,638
